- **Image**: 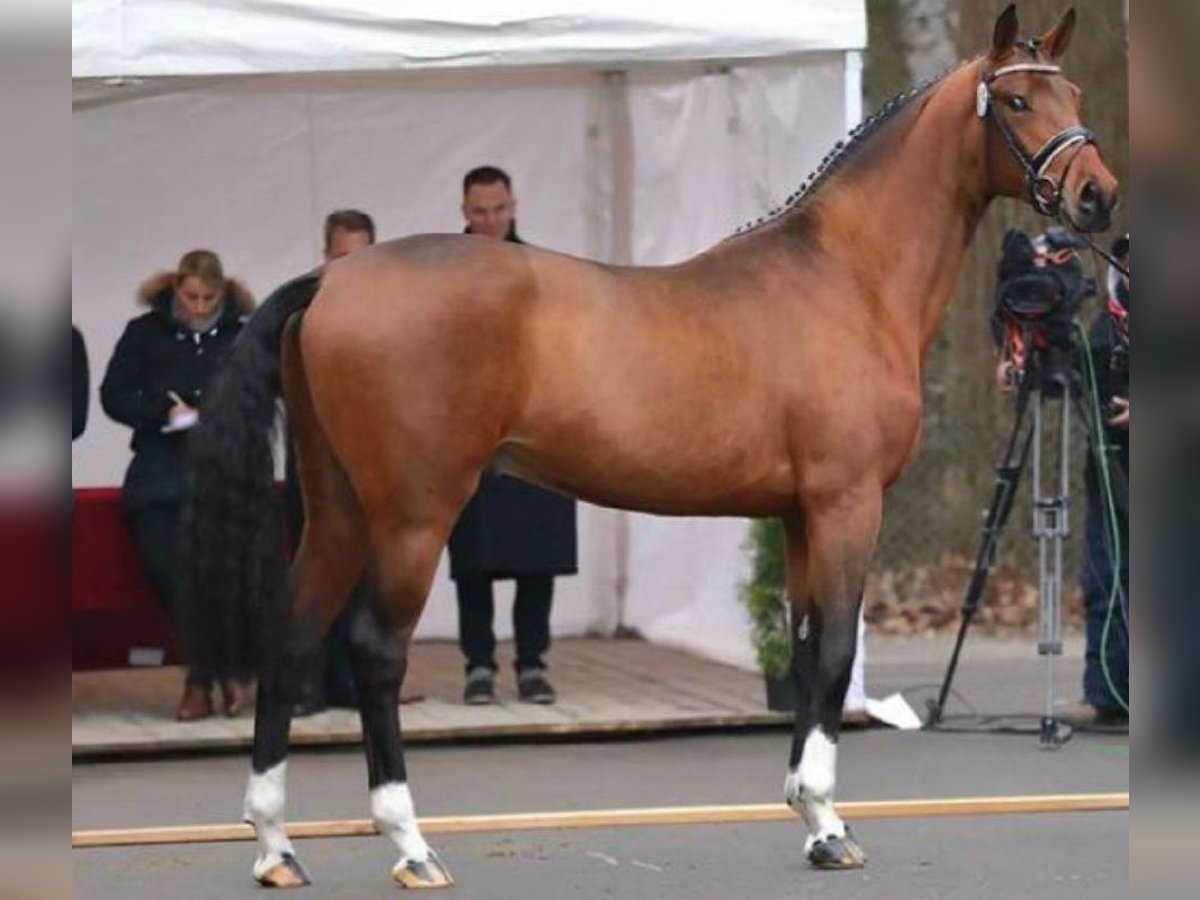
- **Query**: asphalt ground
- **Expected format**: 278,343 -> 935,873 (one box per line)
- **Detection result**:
73,636 -> 1128,898
74,728 -> 1128,899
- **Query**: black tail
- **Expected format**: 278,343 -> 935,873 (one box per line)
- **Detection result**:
180,273 -> 320,679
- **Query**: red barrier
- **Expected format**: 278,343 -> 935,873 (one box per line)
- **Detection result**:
0,493 -> 67,678
71,487 -> 179,670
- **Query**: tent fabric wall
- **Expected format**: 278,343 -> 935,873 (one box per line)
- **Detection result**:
71,68 -> 608,642
619,55 -> 856,669
71,40 -> 862,664
72,1 -> 866,78
72,70 -> 600,491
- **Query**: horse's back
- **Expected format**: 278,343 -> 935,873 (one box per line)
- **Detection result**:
298,234 -> 800,516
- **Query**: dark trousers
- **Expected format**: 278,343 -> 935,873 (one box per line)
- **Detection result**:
1080,476 -> 1129,713
128,502 -> 212,687
455,574 -> 553,673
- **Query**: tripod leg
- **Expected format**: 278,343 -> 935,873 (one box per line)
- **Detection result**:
1035,383 -> 1073,749
926,380 -> 1036,728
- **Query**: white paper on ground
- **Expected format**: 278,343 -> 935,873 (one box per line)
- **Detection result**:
864,692 -> 922,730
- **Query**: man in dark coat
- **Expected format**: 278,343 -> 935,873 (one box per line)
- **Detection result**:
100,251 -> 254,719
450,166 -> 578,705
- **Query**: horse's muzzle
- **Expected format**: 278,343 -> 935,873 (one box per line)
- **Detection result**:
1069,178 -> 1117,232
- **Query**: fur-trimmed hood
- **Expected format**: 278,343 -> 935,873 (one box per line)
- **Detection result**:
136,270 -> 256,320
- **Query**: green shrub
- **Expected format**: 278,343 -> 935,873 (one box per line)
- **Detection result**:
739,518 -> 791,679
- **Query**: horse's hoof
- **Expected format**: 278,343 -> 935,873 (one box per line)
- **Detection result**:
392,851 -> 454,889
255,852 -> 313,888
807,832 -> 867,870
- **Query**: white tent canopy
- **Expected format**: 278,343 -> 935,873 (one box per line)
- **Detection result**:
72,1 -> 866,671
73,0 -> 864,78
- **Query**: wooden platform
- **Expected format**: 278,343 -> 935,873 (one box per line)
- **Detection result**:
72,638 -> 790,757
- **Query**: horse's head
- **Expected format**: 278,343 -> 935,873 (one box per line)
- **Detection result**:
978,5 -> 1119,232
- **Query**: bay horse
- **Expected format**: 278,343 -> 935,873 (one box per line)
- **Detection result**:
184,4 -> 1117,889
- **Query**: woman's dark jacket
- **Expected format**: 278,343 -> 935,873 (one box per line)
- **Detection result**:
100,273 -> 253,512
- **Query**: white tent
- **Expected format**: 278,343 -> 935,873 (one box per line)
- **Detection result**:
72,0 -> 867,668
73,1 -> 864,77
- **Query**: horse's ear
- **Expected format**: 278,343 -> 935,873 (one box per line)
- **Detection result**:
990,4 -> 1019,60
1040,8 -> 1077,59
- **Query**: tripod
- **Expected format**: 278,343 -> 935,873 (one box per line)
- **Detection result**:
925,347 -> 1076,749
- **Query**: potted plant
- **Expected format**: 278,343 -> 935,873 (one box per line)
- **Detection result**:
740,518 -> 796,711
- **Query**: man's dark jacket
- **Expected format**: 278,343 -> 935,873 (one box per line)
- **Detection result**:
448,224 -> 578,579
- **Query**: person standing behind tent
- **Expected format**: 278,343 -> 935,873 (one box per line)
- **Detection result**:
72,323 -> 89,440
450,165 -> 578,705
101,249 -> 254,721
1073,233 -> 1130,726
282,210 -> 376,552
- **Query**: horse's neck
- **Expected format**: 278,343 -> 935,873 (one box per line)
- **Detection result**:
793,65 -> 991,364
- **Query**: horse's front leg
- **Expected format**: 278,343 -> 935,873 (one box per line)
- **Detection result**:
782,487 -> 881,869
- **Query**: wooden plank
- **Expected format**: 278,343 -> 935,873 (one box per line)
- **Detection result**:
568,643 -> 761,714
72,792 -> 1129,848
567,656 -> 734,713
73,710 -> 792,758
70,637 -> 790,759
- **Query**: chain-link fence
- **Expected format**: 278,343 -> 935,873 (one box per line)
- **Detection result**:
869,281 -> 1098,635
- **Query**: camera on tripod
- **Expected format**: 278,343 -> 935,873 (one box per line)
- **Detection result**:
991,226 -> 1097,389
929,225 -> 1113,748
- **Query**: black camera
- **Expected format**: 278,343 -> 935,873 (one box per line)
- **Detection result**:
992,227 -> 1096,355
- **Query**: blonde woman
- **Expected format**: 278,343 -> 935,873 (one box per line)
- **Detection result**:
101,250 -> 255,720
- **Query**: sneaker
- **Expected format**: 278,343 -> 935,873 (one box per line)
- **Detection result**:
463,667 -> 496,705
1059,701 -> 1128,729
517,668 -> 557,704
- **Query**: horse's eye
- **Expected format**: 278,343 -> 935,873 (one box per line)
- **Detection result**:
1007,95 -> 1029,112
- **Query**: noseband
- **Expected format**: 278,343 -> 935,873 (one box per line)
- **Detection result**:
976,62 -> 1096,218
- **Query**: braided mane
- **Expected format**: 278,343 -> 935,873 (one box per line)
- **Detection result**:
734,65 -> 958,236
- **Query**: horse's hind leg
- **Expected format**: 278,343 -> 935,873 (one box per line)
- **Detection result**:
344,571 -> 452,889
243,315 -> 368,888
782,486 -> 882,870
349,507 -> 458,889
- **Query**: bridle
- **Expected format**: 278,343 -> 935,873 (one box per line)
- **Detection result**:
977,60 -> 1130,278
976,61 -> 1094,217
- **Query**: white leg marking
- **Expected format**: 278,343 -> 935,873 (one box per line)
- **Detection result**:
243,762 -> 295,879
371,782 -> 431,870
784,728 -> 846,847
